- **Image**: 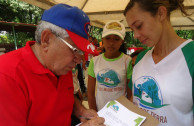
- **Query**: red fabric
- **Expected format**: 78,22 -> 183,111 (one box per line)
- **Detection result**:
84,43 -> 99,61
0,41 -> 74,126
66,30 -> 99,56
84,52 -> 88,61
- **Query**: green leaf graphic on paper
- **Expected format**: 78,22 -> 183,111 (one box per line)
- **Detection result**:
134,117 -> 144,126
106,101 -> 116,108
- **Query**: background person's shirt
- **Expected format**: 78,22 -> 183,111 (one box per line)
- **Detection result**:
88,53 -> 132,110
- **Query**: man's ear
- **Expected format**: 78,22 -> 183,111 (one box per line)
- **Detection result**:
40,29 -> 53,52
157,6 -> 167,21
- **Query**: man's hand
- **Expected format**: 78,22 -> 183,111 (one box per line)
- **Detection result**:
73,97 -> 105,125
79,109 -> 98,122
80,117 -> 105,126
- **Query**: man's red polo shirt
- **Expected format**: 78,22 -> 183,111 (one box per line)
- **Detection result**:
0,41 -> 74,126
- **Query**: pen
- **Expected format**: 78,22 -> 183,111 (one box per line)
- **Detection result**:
79,116 -> 91,120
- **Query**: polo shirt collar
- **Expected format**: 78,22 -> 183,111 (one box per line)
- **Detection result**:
22,41 -> 55,76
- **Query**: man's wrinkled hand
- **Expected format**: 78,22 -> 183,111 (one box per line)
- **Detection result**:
80,117 -> 105,126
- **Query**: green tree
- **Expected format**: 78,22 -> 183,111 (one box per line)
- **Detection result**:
89,26 -> 103,42
0,35 -> 8,43
0,0 -> 43,49
6,32 -> 34,46
0,0 -> 43,24
176,30 -> 194,40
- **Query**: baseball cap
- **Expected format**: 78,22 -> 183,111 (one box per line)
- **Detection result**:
102,21 -> 125,40
41,4 -> 99,55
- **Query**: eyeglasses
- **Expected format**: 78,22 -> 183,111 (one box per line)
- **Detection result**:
57,36 -> 84,55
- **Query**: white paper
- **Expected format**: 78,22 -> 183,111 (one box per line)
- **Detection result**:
76,100 -> 146,126
97,100 -> 146,126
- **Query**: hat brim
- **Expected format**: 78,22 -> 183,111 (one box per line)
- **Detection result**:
66,30 -> 99,56
102,31 -> 124,40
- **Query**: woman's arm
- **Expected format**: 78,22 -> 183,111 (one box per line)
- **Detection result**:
126,79 -> 133,101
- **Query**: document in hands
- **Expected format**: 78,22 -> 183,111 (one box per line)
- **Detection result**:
97,100 -> 146,126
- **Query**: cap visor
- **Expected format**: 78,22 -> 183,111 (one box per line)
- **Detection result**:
102,31 -> 124,40
66,30 -> 99,56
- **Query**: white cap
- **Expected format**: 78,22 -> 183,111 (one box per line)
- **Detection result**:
102,21 -> 125,40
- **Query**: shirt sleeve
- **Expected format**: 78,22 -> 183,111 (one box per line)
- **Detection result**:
0,73 -> 28,126
87,58 -> 95,78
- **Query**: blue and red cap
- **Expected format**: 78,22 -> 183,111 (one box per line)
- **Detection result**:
41,4 -> 99,55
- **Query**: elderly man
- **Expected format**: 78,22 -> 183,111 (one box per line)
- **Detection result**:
0,4 -> 104,126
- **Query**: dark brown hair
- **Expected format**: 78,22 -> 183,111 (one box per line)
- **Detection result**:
124,0 -> 190,17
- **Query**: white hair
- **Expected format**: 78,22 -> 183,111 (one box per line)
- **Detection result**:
35,21 -> 69,43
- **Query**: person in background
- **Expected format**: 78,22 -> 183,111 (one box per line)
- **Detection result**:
84,36 -> 98,68
0,4 -> 105,126
92,37 -> 100,47
87,21 -> 133,111
98,41 -> 105,54
99,41 -> 103,48
71,66 -> 83,126
72,66 -> 83,102
83,36 -> 100,92
92,37 -> 104,54
88,36 -> 94,44
124,0 -> 194,125
77,61 -> 87,96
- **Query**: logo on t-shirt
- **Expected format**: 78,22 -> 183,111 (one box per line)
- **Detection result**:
97,68 -> 121,87
134,76 -> 169,110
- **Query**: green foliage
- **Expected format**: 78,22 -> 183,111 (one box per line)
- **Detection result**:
176,30 -> 194,40
0,35 -> 8,43
125,32 -> 147,48
6,31 -> 34,46
0,0 -> 43,49
0,0 -> 43,24
89,26 -> 103,42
